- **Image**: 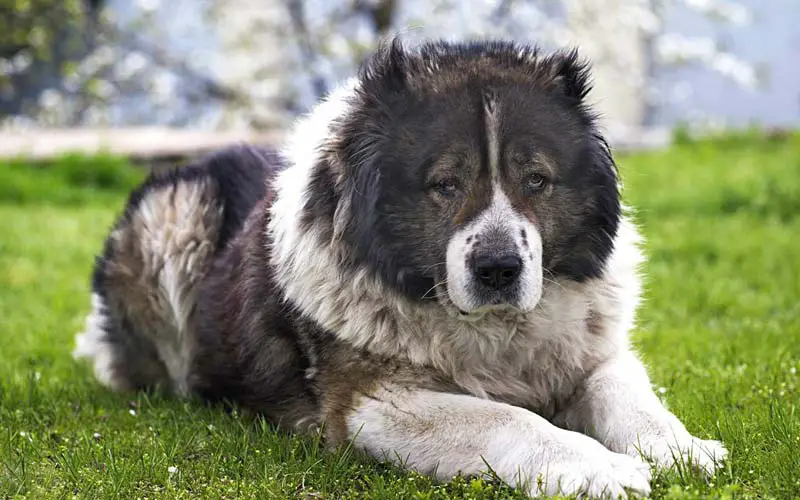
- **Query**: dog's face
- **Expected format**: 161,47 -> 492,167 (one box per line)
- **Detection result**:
324,40 -> 620,315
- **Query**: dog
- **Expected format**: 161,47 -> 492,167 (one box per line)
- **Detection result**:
74,39 -> 728,498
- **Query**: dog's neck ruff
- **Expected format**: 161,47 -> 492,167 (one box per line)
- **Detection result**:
267,78 -> 644,398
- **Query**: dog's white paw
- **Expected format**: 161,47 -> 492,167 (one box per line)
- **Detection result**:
530,434 -> 652,499
638,434 -> 728,477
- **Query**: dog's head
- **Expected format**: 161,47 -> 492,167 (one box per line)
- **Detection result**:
292,39 -> 621,316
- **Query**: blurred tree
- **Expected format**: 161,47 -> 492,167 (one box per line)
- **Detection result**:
0,0 -> 759,136
0,0 -> 100,118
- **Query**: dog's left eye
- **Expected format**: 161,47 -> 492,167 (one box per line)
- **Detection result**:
525,173 -> 548,193
434,178 -> 460,197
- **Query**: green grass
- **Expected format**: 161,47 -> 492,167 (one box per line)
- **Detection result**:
1,133 -> 798,499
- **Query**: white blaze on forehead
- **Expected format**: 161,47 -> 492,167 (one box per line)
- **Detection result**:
483,94 -> 501,182
485,183 -> 518,224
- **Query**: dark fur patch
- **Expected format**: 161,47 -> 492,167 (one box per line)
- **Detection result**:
189,198 -> 319,429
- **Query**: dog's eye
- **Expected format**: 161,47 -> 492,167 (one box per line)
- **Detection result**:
434,178 -> 460,197
525,173 -> 548,193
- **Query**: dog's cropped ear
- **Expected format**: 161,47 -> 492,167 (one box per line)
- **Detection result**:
337,36 -> 409,191
543,48 -> 593,104
359,36 -> 409,95
338,36 -> 408,172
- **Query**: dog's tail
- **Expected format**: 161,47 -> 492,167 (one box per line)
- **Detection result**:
73,145 -> 275,395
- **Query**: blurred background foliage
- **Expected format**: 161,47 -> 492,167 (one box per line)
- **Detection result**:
1,0 -> 796,141
1,0 -> 97,117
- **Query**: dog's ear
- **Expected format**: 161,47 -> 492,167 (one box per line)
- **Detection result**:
544,48 -> 593,104
340,36 -> 407,172
359,36 -> 409,94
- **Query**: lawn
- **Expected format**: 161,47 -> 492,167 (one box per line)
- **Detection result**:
1,132 -> 798,499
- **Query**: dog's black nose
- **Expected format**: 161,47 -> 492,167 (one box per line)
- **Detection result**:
473,254 -> 523,289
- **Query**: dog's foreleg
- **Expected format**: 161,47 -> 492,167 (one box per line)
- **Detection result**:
554,351 -> 728,476
340,384 -> 651,499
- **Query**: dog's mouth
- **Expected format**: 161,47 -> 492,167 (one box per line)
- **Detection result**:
431,272 -> 527,319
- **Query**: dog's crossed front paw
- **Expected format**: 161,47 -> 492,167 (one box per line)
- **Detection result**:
636,434 -> 728,477
504,430 -> 653,499
534,452 -> 651,499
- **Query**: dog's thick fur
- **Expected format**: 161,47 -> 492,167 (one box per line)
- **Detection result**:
74,39 -> 727,498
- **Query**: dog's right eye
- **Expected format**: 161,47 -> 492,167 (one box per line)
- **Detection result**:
434,178 -> 460,197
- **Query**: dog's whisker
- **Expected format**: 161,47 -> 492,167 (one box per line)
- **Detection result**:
420,262 -> 448,274
421,279 -> 449,300
541,269 -> 568,292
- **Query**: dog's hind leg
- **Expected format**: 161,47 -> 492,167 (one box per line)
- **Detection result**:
74,173 -> 223,396
73,291 -> 170,392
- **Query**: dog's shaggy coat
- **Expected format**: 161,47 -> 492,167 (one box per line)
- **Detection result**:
74,39 -> 727,498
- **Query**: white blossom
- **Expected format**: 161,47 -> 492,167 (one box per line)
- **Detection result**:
4,0 -> 761,134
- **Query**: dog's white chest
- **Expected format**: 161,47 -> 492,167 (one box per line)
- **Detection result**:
439,313 -> 614,419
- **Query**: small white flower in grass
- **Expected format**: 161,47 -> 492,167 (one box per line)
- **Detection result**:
657,387 -> 667,394
168,466 -> 178,474
129,409 -> 137,416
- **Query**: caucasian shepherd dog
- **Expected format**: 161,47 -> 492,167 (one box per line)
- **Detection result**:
74,39 -> 727,498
